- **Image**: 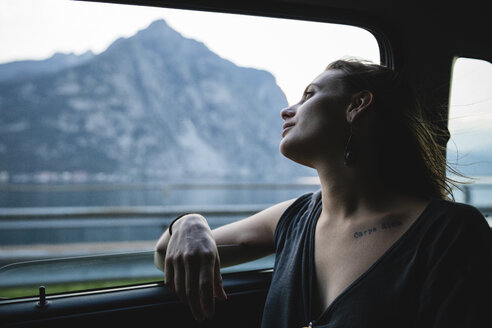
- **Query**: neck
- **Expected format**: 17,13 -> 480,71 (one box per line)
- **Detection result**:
315,162 -> 405,222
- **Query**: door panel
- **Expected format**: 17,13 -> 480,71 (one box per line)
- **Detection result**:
0,270 -> 272,327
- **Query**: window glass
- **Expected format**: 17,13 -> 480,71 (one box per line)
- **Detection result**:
0,0 -> 380,299
448,57 -> 492,224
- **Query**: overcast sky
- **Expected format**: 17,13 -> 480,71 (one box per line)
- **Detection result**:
448,58 -> 492,153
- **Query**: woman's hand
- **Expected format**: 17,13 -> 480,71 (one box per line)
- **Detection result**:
161,214 -> 227,322
154,201 -> 291,320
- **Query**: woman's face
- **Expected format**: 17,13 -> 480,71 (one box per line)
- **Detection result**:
279,69 -> 353,168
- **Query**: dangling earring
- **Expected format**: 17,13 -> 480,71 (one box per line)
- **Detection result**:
344,128 -> 356,167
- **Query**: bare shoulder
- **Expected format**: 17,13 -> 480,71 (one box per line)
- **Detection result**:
251,198 -> 299,233
212,198 -> 297,248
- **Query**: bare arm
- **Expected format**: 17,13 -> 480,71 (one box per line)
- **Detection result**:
153,198 -> 295,321
154,198 -> 295,271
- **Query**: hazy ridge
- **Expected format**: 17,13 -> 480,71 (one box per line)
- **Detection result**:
0,19 -> 313,183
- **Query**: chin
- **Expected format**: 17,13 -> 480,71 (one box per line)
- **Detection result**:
279,139 -> 315,168
279,137 -> 294,159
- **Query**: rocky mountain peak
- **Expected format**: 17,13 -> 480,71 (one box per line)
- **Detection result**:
0,19 -> 312,183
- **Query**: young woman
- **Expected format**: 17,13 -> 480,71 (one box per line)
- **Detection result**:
154,59 -> 492,327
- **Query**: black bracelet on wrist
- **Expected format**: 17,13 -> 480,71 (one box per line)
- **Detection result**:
168,213 -> 191,236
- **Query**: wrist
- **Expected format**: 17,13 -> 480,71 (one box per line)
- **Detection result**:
169,213 -> 207,236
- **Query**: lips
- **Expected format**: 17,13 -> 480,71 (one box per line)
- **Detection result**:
282,122 -> 295,137
282,122 -> 295,130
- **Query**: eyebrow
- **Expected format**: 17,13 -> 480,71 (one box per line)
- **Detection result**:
304,83 -> 320,93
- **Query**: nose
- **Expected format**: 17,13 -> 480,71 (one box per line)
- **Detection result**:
280,104 -> 296,120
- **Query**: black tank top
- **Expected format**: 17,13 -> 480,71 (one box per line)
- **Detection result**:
261,191 -> 492,327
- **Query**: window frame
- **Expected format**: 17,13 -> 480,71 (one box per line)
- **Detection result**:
0,0 -> 390,306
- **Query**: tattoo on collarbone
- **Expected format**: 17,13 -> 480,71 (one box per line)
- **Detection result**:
353,220 -> 403,239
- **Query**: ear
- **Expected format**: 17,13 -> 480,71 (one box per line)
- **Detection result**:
346,90 -> 374,124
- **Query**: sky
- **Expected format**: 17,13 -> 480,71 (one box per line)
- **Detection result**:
448,58 -> 492,153
0,0 -> 380,105
1,0 -> 491,155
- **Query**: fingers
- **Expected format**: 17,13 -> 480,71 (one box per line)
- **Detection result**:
162,223 -> 225,322
173,260 -> 187,305
199,258 -> 215,319
214,258 -> 227,301
185,258 -> 205,322
170,253 -> 224,322
164,256 -> 174,291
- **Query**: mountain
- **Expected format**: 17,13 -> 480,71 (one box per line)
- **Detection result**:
0,19 -> 313,182
0,51 -> 94,83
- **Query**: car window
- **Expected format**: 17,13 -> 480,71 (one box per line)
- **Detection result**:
448,57 -> 492,224
0,0 -> 380,299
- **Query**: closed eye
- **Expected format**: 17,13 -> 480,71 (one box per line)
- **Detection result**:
301,84 -> 318,102
302,90 -> 314,102
305,91 -> 314,98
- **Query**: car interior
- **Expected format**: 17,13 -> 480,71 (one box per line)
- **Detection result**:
0,0 -> 490,327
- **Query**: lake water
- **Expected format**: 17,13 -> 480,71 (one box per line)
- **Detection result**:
1,182 -> 491,208
0,184 -> 321,248
0,183 -> 320,208
0,183 -> 490,248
